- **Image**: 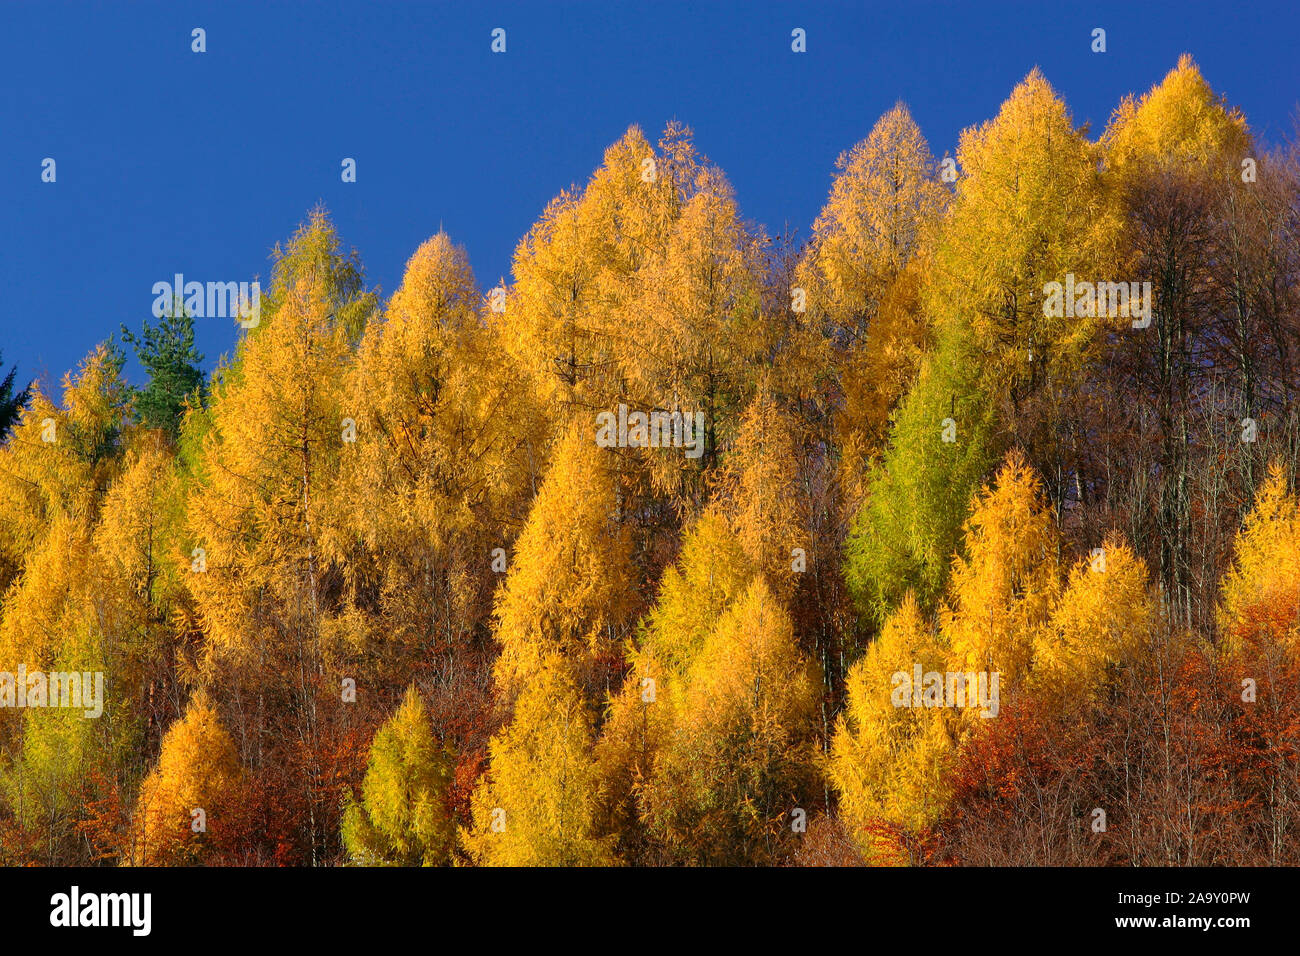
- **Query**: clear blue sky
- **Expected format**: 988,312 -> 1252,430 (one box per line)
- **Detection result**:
2,0 -> 1297,391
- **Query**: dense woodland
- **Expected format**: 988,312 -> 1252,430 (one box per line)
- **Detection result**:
1,56 -> 1299,866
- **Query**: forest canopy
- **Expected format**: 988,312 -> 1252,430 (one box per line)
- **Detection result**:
2,56 -> 1299,867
